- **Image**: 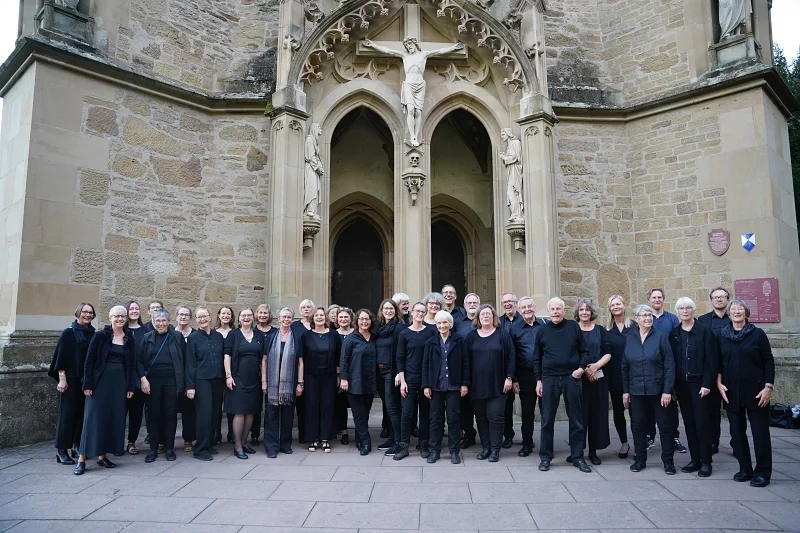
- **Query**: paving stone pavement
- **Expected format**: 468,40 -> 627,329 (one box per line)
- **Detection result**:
0,406 -> 799,533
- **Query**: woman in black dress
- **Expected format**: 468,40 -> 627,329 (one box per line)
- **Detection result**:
606,295 -> 632,459
138,309 -> 186,463
49,302 -> 96,465
216,305 -> 235,445
225,308 -> 266,459
74,305 -> 136,475
340,309 -> 378,455
263,306 -> 304,457
303,307 -> 341,452
375,299 -> 405,455
466,304 -> 515,462
124,300 -> 146,456
575,299 -> 611,465
250,304 -> 275,447
718,299 -> 774,487
335,307 -> 355,445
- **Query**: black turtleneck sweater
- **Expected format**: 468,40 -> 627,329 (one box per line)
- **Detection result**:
533,319 -> 589,380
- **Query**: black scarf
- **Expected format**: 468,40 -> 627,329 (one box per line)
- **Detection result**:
72,320 -> 95,345
377,320 -> 398,339
720,322 -> 755,342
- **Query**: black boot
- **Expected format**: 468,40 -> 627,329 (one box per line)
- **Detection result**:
56,449 -> 75,465
420,440 -> 431,459
476,447 -> 491,460
488,447 -> 500,462
393,442 -> 410,461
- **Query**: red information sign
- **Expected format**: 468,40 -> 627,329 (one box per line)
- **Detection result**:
734,278 -> 781,323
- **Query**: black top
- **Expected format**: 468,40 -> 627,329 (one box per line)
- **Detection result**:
445,305 -> 467,323
185,328 -> 225,388
718,324 -> 775,411
422,333 -> 470,391
605,322 -> 634,391
84,326 -> 137,393
137,329 -> 186,391
397,324 -> 437,387
48,321 -> 96,380
376,321 -> 405,371
622,328 -> 675,396
148,332 -> 175,377
510,317 -> 546,372
302,329 -> 341,374
697,311 -> 732,337
533,319 -> 590,380
465,328 -> 515,399
667,320 -> 718,389
454,315 -> 476,338
581,325 -> 610,365
340,331 -> 377,395
225,329 -> 267,377
500,311 -> 522,332
107,343 -> 127,364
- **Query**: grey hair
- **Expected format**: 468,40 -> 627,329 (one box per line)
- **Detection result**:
674,297 -> 696,313
434,310 -> 454,326
422,292 -> 446,307
518,296 -> 536,307
633,304 -> 654,317
464,292 -> 481,303
299,299 -> 314,308
108,305 -> 128,318
727,298 -> 751,319
546,297 -> 565,309
392,292 -> 410,303
153,309 -> 170,321
278,306 -> 295,318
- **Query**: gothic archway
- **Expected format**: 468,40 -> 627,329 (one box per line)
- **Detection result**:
332,219 -> 384,311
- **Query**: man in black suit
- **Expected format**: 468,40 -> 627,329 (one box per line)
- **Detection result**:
697,286 -> 732,454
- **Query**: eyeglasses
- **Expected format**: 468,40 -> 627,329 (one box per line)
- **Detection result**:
177,313 -> 190,317
712,295 -> 728,300
502,300 -> 516,304
196,314 -> 210,319
357,317 -> 371,322
637,313 -> 653,318
677,307 -> 693,312
111,315 -> 127,319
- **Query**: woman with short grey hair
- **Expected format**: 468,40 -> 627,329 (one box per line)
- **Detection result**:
422,292 -> 445,325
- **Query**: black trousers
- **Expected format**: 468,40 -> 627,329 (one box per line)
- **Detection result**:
126,388 -> 146,444
305,372 -> 337,442
55,377 -> 85,450
674,379 -> 712,465
335,391 -> 349,432
728,405 -> 772,479
539,375 -> 584,461
472,394 -> 505,451
631,394 -> 675,464
430,390 -> 461,453
517,367 -> 538,448
583,375 -> 611,453
194,378 -> 224,456
461,393 -> 476,439
377,367 -> 401,442
609,388 -> 629,444
348,393 -> 374,448
251,391 -> 264,441
295,390 -> 306,442
264,403 -> 294,454
503,391 -> 516,439
648,401 -> 680,439
400,385 -> 429,443
180,395 -> 196,443
145,374 -> 178,452
708,387 -> 723,446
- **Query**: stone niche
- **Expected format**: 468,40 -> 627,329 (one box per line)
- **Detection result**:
35,1 -> 95,50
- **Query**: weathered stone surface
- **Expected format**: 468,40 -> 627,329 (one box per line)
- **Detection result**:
164,277 -> 205,300
86,107 -> 119,136
560,270 -> 583,284
115,273 -> 156,297
122,94 -> 153,116
71,249 -> 103,284
152,156 -> 203,187
79,169 -> 110,206
566,219 -> 601,239
206,242 -> 234,256
246,146 -> 268,171
105,252 -> 141,273
123,117 -> 182,156
105,234 -> 140,253
560,246 -> 599,269
237,238 -> 266,258
130,225 -> 158,239
112,156 -> 147,179
597,264 -> 630,307
180,115 -> 213,133
219,125 -> 258,142
204,283 -> 238,303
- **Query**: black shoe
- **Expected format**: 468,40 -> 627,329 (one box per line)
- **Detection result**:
359,445 -> 370,456
209,447 -> 219,455
420,440 -> 431,459
113,452 -> 124,457
56,450 -> 75,465
674,438 -> 687,453
308,441 -> 319,452
749,475 -> 770,487
618,443 -> 630,459
380,428 -> 389,439
488,449 -> 500,462
698,463 -> 712,478
630,461 -> 646,472
711,444 -> 719,455
97,457 -> 116,468
73,461 -> 86,475
234,449 -> 248,460
501,437 -> 513,449
451,452 -> 461,464
145,450 -> 157,463
574,459 -> 592,473
250,437 -> 260,446
165,450 -> 176,461
267,452 -> 277,458
566,455 -> 573,463
243,445 -> 256,454
538,459 -> 550,471
70,447 -> 79,459
226,432 -> 234,444
518,446 -> 532,457
384,443 -> 401,456
462,435 -> 476,449
733,471 -> 753,482
589,455 -> 602,466
393,443 -> 410,461
340,433 -> 349,445
682,460 -> 701,473
280,448 -> 293,454
664,461 -> 676,475
411,426 -> 420,438
427,452 -> 440,464
194,453 -> 213,461
476,448 -> 491,460
377,439 -> 394,451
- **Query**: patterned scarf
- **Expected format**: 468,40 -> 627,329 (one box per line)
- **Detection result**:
267,330 -> 298,406
720,322 -> 755,342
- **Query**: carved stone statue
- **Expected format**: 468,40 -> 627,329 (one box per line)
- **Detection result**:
719,0 -> 750,41
401,150 -> 426,206
54,0 -> 80,9
500,128 -> 524,222
362,37 -> 464,147
303,123 -> 323,218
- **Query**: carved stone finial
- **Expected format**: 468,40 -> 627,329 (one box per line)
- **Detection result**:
304,0 -> 325,23
401,149 -> 426,206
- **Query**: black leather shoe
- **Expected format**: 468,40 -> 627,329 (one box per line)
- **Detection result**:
144,450 -> 157,463
56,450 -> 75,465
682,460 -> 702,473
462,436 -> 476,449
73,461 -> 86,475
359,445 -> 370,456
250,437 -> 260,446
280,448 -> 293,455
566,455 -> 573,463
242,445 -> 256,454
70,447 -> 79,459
664,461 -> 676,475
698,463 -> 712,477
427,452 -> 440,463
451,452 -> 461,464
377,439 -> 394,451
589,455 -> 602,466
165,450 -> 176,461
749,475 -> 770,487
340,433 -> 349,445
630,461 -> 646,472
194,453 -> 213,461
234,449 -> 248,460
734,471 -> 753,482
574,459 -> 592,473
501,437 -> 513,449
538,459 -> 550,471
420,441 -> 431,459
267,452 -> 278,458
393,444 -> 409,461
380,428 -> 389,439
488,449 -> 500,462
518,446 -> 531,457
97,457 -> 116,468
384,444 -> 401,457
209,447 -> 219,455
476,448 -> 491,460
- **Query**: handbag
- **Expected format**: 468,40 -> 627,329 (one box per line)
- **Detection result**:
769,403 -> 798,429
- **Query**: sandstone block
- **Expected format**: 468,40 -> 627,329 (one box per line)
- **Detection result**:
140,43 -> 162,59
234,215 -> 267,223
237,238 -> 266,258
122,94 -> 152,116
71,249 -> 103,284
205,283 -> 238,303
105,234 -> 140,253
130,225 -> 158,239
152,156 -> 203,187
86,107 -> 119,136
123,117 -> 182,156
566,219 -> 601,239
164,277 -> 205,300
115,273 -> 155,297
219,125 -> 258,142
79,169 -> 110,206
105,252 -> 140,273
247,146 -> 268,171
180,115 -> 213,133
179,255 -> 197,277
597,264 -> 630,307
560,270 -> 582,284
561,246 -> 600,269
112,156 -> 147,179
206,242 -> 235,256
561,164 -> 590,176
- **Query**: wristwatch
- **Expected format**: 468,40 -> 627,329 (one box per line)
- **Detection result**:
765,384 -> 774,390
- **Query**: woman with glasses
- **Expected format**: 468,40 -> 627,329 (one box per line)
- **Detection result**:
375,299 -> 406,455
623,304 -> 676,474
340,309 -> 378,455
175,306 -> 196,453
335,307 -> 355,444
422,292 -> 445,326
215,306 -> 235,444
250,304 -> 276,447
303,308 -> 341,453
123,301 -> 146,456
605,295 -> 633,459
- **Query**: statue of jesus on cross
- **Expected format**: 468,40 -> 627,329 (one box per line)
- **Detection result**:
363,36 -> 464,147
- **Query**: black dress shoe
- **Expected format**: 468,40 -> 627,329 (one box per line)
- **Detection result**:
733,471 -> 753,482
97,457 -> 116,468
165,450 -> 177,461
589,455 -> 602,466
377,439 -> 394,451
573,459 -> 592,473
618,443 -> 630,459
73,461 -> 86,475
56,450 -> 75,465
682,460 -> 702,473
420,441 -> 431,459
538,459 -> 550,471
518,446 -> 531,457
70,447 -> 79,459
749,475 -> 770,487
267,452 -> 277,458
501,437 -> 513,449
566,455 -> 573,463
209,447 -> 219,455
144,450 -> 157,463
462,436 -> 476,449
476,448 -> 491,460
427,452 -> 440,464
380,428 -> 389,439
451,452 -> 461,464
488,449 -> 500,462
664,461 -> 676,475
280,448 -> 293,455
234,449 -> 248,460
630,461 -> 646,472
243,445 -> 256,454
698,463 -> 712,477
359,445 -> 370,456
194,453 -> 213,461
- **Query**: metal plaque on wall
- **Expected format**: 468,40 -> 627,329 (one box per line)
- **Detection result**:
708,228 -> 730,256
734,277 -> 781,323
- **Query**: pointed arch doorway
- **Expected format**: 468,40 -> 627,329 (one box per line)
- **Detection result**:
431,220 -> 466,305
331,219 -> 384,312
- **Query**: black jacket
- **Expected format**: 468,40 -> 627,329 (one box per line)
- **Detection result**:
622,328 -> 674,396
48,322 -> 95,380
185,328 -> 225,388
718,324 -> 775,411
137,329 -> 186,392
422,333 -> 470,390
301,329 -> 341,375
510,316 -> 546,372
697,310 -> 731,337
83,326 -> 136,393
375,320 -> 406,374
340,331 -> 377,395
668,320 -> 718,389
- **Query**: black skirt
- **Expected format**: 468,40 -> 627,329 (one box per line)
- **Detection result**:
582,374 -> 611,451
225,351 -> 262,414
79,361 -> 127,457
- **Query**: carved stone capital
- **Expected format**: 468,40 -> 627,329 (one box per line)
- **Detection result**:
401,170 -> 426,206
506,220 -> 525,252
302,215 -> 322,250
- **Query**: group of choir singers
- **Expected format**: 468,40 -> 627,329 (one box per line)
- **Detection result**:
48,285 -> 775,487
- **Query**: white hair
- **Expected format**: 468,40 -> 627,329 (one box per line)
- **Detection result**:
546,297 -> 565,309
108,305 -> 128,318
674,297 -> 696,313
299,299 -> 314,308
633,304 -> 654,317
464,293 -> 480,303
392,292 -> 410,303
434,310 -> 453,326
519,296 -> 536,307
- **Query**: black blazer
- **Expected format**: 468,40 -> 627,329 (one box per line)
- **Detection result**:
48,322 -> 95,380
622,328 -> 674,396
421,333 -> 470,390
718,325 -> 775,411
668,320 -> 718,389
83,326 -> 136,393
301,329 -> 342,375
340,331 -> 377,395
137,329 -> 186,392
185,328 -> 225,389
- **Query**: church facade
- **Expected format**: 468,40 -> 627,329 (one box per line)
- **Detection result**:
0,0 -> 797,446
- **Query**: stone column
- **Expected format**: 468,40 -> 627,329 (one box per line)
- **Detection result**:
401,147 -> 430,302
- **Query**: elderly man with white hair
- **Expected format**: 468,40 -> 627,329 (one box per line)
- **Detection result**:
392,292 -> 411,325
534,297 -> 591,473
668,297 -> 718,477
